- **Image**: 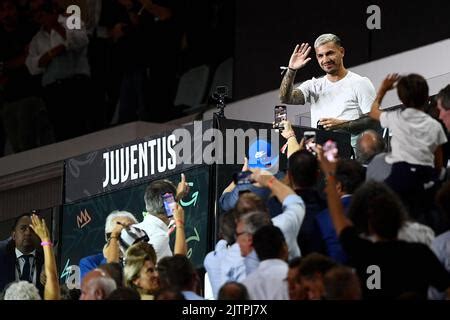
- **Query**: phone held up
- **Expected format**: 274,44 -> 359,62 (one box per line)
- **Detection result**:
162,192 -> 176,218
273,105 -> 287,130
233,171 -> 255,185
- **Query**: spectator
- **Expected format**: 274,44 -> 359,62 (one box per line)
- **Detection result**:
286,257 -> 306,300
79,268 -> 117,300
204,211 -> 244,298
3,280 -> 41,300
242,225 -> 289,300
123,241 -> 158,299
369,73 -> 447,221
106,287 -> 141,300
437,85 -> 450,131
135,176 -> 188,261
317,146 -> 450,299
323,266 -> 362,300
0,213 -> 44,295
29,213 -> 59,300
157,254 -> 203,300
79,210 -> 137,280
429,181 -> 450,299
298,253 -> 337,300
316,159 -> 365,263
26,0 -> 92,141
218,281 -> 249,300
98,262 -> 124,288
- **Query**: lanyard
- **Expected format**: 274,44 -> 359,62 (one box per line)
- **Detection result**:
15,255 -> 36,283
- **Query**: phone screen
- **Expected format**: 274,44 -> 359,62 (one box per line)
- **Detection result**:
162,193 -> 176,217
274,105 -> 287,129
323,140 -> 338,162
303,131 -> 316,153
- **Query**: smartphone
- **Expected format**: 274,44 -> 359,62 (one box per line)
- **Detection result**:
323,139 -> 338,162
162,193 -> 176,217
303,131 -> 316,153
233,171 -> 254,185
273,105 -> 287,130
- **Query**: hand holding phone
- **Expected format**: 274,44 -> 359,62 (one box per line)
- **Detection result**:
273,105 -> 287,130
233,171 -> 255,185
323,140 -> 338,162
162,193 -> 176,217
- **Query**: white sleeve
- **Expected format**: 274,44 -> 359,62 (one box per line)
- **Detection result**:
379,109 -> 398,129
25,36 -> 45,76
297,79 -> 313,103
435,124 -> 448,146
355,77 -> 376,114
63,19 -> 89,51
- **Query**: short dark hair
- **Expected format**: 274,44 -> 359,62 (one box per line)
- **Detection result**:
335,160 -> 365,194
144,180 -> 177,215
288,150 -> 319,188
299,253 -> 337,279
157,255 -> 196,291
234,192 -> 268,219
348,181 -> 407,240
218,282 -> 249,300
12,213 -> 32,231
252,225 -> 285,261
397,74 -> 429,109
437,84 -> 450,110
219,211 -> 236,244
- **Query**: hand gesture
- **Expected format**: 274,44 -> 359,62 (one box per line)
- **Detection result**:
379,73 -> 400,94
288,43 -> 312,70
30,214 -> 50,242
315,144 -> 337,176
176,173 -> 190,200
241,157 -> 249,172
280,120 -> 295,139
250,168 -> 274,188
173,203 -> 185,225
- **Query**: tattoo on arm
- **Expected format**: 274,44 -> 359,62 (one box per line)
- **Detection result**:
279,69 -> 305,105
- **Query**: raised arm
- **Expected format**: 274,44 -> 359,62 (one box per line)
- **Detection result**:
173,204 -> 187,255
30,214 -> 60,300
370,73 -> 400,121
279,43 -> 311,104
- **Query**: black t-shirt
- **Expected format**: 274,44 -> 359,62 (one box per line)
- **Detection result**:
340,226 -> 450,299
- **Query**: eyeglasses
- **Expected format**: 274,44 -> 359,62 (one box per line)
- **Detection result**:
235,231 -> 249,238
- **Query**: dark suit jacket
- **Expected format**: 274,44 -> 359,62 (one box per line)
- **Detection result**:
0,240 -> 45,295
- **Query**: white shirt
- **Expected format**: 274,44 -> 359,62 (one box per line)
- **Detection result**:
204,240 -> 244,299
242,259 -> 289,300
135,214 -> 172,261
297,71 -> 375,128
380,108 -> 448,166
15,248 -> 37,285
272,194 -> 305,259
26,15 -> 90,86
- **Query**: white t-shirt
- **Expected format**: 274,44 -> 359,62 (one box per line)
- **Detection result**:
135,214 -> 173,261
380,108 -> 448,166
297,71 -> 376,128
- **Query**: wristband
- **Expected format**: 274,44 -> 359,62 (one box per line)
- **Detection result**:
176,219 -> 184,226
40,241 -> 52,247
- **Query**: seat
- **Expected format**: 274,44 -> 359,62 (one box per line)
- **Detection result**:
174,65 -> 210,111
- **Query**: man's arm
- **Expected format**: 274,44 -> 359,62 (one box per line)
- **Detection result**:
330,115 -> 381,134
279,43 -> 311,105
279,69 -> 306,105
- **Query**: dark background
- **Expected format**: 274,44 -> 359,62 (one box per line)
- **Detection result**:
233,0 -> 450,100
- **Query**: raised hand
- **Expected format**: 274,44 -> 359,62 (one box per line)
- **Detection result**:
176,173 -> 190,201
379,73 -> 401,94
30,214 -> 50,242
288,43 -> 312,70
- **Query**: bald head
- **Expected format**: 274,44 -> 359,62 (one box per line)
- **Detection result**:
356,130 -> 385,164
218,282 -> 249,300
80,269 -> 117,300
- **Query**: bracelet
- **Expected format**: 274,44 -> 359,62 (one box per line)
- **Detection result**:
40,241 -> 52,247
285,131 -> 296,140
267,176 -> 276,189
176,219 -> 184,226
